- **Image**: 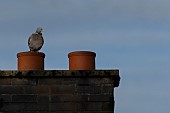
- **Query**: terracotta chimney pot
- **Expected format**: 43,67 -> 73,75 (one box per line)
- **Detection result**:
17,51 -> 45,70
68,51 -> 96,70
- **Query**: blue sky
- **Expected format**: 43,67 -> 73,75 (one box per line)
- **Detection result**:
0,0 -> 170,113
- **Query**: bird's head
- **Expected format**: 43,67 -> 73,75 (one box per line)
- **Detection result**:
36,27 -> 43,34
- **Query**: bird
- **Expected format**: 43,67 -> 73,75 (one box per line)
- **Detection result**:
28,27 -> 44,52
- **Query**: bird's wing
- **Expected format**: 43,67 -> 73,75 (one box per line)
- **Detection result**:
35,34 -> 44,51
28,33 -> 38,48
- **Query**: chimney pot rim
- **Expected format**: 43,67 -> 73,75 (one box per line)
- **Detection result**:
68,51 -> 96,57
17,51 -> 45,58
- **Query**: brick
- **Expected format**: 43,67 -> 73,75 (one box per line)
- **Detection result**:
37,112 -> 52,113
76,86 -> 101,94
60,111 -> 80,113
0,78 -> 11,85
81,112 -> 113,113
76,78 -> 91,85
39,112 -> 77,113
102,86 -> 113,95
99,78 -> 114,84
73,95 -> 88,102
0,94 -> 11,102
0,103 -> 25,111
12,95 -> 37,102
0,86 -> 24,94
50,102 -> 75,111
101,83 -> 114,87
89,95 -> 114,102
24,86 -> 36,94
76,102 -> 102,111
24,86 -> 50,95
35,86 -> 50,95
38,78 -> 75,85
102,102 -> 114,111
0,103 -> 49,111
51,95 -> 73,102
39,78 -> 62,85
77,78 -> 114,85
11,78 -> 37,85
37,95 -> 49,103
51,85 -> 75,95
51,95 -> 88,102
24,103 -> 49,111
5,111 -> 38,113
5,111 -> 113,113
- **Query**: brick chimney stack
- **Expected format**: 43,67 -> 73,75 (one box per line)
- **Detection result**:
0,51 -> 121,112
